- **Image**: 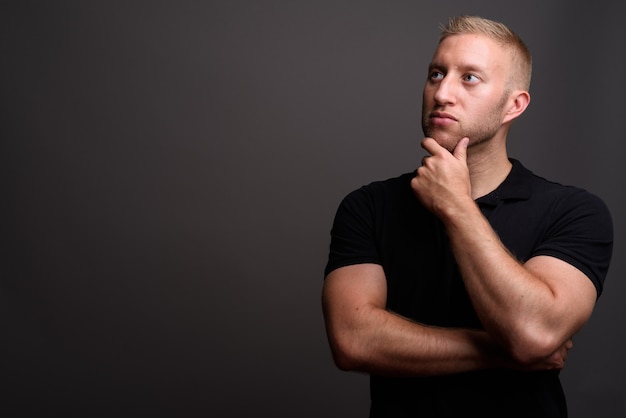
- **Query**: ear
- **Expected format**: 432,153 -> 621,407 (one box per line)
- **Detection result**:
503,90 -> 530,124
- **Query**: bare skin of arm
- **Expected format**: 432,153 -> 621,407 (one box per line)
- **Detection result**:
411,137 -> 597,364
322,263 -> 570,376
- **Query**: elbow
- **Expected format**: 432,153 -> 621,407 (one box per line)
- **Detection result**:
505,328 -> 563,366
331,348 -> 358,371
327,332 -> 367,372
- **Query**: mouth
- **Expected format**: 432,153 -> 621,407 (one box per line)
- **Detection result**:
429,111 -> 457,127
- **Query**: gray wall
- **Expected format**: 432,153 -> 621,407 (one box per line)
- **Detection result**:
3,1 -> 624,416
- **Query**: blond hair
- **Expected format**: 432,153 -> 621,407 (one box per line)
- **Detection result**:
440,16 -> 532,91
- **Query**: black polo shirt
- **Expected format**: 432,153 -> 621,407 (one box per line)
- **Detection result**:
325,159 -> 613,417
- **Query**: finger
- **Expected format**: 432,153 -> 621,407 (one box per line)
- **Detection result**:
453,137 -> 469,161
420,137 -> 441,155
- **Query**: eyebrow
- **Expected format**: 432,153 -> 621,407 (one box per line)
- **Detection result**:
429,61 -> 486,74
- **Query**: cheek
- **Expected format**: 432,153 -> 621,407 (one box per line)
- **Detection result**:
421,91 -> 429,106
469,100 -> 498,121
422,85 -> 435,102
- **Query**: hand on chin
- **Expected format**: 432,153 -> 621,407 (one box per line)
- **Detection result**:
425,132 -> 463,154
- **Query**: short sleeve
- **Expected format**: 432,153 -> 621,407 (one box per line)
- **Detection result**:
324,187 -> 381,277
532,189 -> 613,297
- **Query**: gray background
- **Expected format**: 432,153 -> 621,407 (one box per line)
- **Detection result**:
3,1 -> 624,417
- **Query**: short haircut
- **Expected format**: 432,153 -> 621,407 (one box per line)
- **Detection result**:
439,15 -> 532,91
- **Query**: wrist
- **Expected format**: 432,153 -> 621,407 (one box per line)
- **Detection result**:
437,196 -> 481,226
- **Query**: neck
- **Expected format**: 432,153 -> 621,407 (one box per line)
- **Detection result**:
466,139 -> 512,200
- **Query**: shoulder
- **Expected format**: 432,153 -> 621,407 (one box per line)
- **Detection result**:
524,163 -> 611,223
330,171 -> 421,238
340,171 -> 416,206
509,159 -> 611,221
511,161 -> 614,295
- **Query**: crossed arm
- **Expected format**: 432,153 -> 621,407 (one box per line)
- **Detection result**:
322,138 -> 597,376
323,263 -> 515,376
322,257 -> 589,376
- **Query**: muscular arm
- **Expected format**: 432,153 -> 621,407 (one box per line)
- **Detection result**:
443,205 -> 595,364
322,263 -> 562,377
411,138 -> 597,364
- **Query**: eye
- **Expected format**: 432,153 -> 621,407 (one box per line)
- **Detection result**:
429,71 -> 444,81
463,74 -> 480,83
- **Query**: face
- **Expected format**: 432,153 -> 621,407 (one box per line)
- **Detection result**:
421,33 -> 514,152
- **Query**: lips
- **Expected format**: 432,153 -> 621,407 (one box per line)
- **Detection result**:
429,111 -> 457,126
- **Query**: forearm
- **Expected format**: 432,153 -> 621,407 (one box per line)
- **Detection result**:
331,306 -> 507,377
322,266 -> 509,376
322,265 -> 507,376
322,263 -> 571,376
441,201 -> 568,361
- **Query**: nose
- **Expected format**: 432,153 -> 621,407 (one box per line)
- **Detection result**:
432,76 -> 457,106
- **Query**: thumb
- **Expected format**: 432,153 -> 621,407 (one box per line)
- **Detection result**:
454,137 -> 469,161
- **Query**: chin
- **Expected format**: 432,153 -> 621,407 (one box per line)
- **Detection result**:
426,131 -> 460,152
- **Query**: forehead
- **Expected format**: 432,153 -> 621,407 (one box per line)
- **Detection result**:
430,33 -> 511,73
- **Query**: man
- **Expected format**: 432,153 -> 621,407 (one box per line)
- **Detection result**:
322,15 -> 613,417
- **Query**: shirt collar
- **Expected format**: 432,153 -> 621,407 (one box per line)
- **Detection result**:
475,159 -> 533,206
